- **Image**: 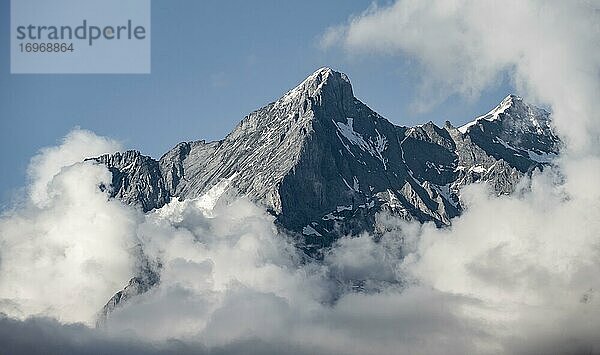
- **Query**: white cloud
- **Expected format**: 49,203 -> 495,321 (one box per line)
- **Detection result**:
322,0 -> 600,154
0,130 -> 136,325
27,129 -> 121,206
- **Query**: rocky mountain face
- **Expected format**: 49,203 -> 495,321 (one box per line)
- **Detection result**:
89,68 -> 560,322
89,68 -> 559,245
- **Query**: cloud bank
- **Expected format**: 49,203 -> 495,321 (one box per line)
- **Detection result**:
1,1 -> 600,354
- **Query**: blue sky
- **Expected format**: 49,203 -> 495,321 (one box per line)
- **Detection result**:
0,0 -> 513,203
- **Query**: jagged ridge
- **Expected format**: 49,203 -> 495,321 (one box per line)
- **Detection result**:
88,68 -> 560,243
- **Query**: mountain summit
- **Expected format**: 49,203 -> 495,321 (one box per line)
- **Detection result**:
280,67 -> 354,103
90,68 -> 560,245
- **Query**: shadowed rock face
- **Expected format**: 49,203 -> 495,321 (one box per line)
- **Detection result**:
89,68 -> 561,321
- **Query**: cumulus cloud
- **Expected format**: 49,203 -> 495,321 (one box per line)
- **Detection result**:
27,129 -> 121,206
402,175 -> 600,353
0,130 -> 137,325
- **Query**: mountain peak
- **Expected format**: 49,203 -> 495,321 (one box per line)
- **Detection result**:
277,67 -> 353,107
311,66 -> 334,78
477,94 -> 520,121
456,93 -> 559,168
305,67 -> 350,86
458,94 -> 522,133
